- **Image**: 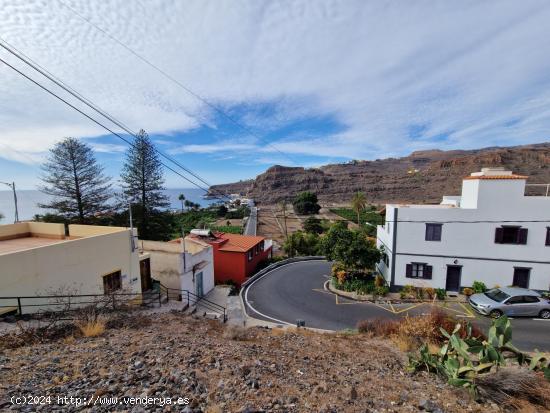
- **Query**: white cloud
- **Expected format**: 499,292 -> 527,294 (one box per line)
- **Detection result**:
88,143 -> 127,153
1,0 -> 550,167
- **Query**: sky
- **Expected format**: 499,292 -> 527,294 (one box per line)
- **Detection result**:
1,0 -> 550,190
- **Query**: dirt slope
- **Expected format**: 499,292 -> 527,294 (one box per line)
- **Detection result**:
0,312 -> 500,413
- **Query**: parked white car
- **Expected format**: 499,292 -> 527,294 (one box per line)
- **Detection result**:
469,287 -> 550,319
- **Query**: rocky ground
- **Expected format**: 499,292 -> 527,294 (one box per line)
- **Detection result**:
0,312 -> 502,413
208,143 -> 550,204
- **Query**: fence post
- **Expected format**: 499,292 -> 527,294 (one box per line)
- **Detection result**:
17,297 -> 22,315
112,294 -> 116,310
158,291 -> 162,307
187,290 -> 190,307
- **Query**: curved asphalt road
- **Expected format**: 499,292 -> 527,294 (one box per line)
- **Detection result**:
245,260 -> 403,330
244,260 -> 550,351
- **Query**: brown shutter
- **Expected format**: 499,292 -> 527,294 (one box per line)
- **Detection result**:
406,264 -> 413,278
424,265 -> 433,279
495,227 -> 504,243
517,228 -> 528,245
546,228 -> 550,246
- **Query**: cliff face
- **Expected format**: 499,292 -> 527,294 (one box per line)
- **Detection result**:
208,143 -> 550,204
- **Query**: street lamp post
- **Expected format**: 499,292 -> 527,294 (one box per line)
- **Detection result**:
0,181 -> 19,223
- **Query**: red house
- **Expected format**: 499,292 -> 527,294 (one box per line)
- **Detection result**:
189,231 -> 272,286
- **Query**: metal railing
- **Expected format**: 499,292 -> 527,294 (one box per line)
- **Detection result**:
0,285 -> 227,323
0,291 -> 161,318
159,283 -> 227,322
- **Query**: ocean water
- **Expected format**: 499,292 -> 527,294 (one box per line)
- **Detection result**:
0,188 -> 218,222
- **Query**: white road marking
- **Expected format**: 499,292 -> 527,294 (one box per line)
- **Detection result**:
243,260 -> 326,326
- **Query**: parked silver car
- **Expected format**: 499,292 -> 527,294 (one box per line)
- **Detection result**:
469,287 -> 550,319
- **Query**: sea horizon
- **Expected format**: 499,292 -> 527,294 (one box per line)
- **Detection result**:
0,188 -> 219,222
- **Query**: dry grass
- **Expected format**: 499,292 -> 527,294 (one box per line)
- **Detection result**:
223,325 -> 249,341
477,368 -> 550,411
356,308 -> 485,350
76,317 -> 106,337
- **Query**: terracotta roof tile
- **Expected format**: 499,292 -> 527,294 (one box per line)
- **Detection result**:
463,175 -> 528,180
217,233 -> 265,252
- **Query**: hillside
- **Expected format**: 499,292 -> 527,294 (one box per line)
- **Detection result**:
208,143 -> 550,204
0,312 -> 497,412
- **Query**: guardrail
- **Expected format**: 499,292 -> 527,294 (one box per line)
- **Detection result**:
241,256 -> 326,289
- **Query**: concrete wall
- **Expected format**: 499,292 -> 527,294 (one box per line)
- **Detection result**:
376,178 -> 550,291
140,239 -> 214,297
0,229 -> 141,299
140,240 -> 184,291
393,253 -> 550,291
0,222 -> 65,240
69,224 -> 129,237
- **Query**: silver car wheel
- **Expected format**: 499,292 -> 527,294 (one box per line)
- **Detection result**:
540,310 -> 550,319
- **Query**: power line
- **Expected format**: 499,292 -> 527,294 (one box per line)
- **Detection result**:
0,54 -> 231,203
378,219 -> 550,224
56,0 -> 298,165
0,39 -> 231,202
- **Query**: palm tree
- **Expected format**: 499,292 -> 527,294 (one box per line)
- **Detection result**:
184,199 -> 193,211
178,194 -> 186,212
351,192 -> 367,225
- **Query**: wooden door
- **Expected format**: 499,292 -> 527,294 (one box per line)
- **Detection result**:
140,258 -> 152,292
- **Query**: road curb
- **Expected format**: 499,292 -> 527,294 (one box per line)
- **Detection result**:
239,257 -> 327,327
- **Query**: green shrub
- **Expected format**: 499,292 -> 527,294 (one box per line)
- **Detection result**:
400,284 -> 416,299
407,315 -> 550,395
374,285 -> 389,297
415,287 -> 424,300
472,281 -> 487,294
435,288 -> 446,300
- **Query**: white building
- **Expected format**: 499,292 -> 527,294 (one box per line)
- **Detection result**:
139,236 -> 214,298
0,223 -> 149,314
376,168 -> 550,293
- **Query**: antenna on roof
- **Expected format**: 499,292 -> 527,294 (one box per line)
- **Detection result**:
128,203 -> 136,252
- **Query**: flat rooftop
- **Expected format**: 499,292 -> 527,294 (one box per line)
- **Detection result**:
0,236 -> 67,255
0,222 -> 130,256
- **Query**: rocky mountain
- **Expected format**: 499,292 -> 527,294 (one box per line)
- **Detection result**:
208,143 -> 550,204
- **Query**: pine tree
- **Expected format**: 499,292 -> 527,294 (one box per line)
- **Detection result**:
39,137 -> 111,222
120,129 -> 168,239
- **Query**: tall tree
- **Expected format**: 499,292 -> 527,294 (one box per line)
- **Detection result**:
351,192 -> 367,225
39,137 -> 111,223
120,129 -> 168,239
178,193 -> 186,212
292,191 -> 321,215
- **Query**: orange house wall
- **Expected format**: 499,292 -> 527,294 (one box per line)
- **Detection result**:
211,243 -> 272,286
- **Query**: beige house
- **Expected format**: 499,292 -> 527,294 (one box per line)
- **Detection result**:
139,236 -> 214,298
0,223 -> 150,306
